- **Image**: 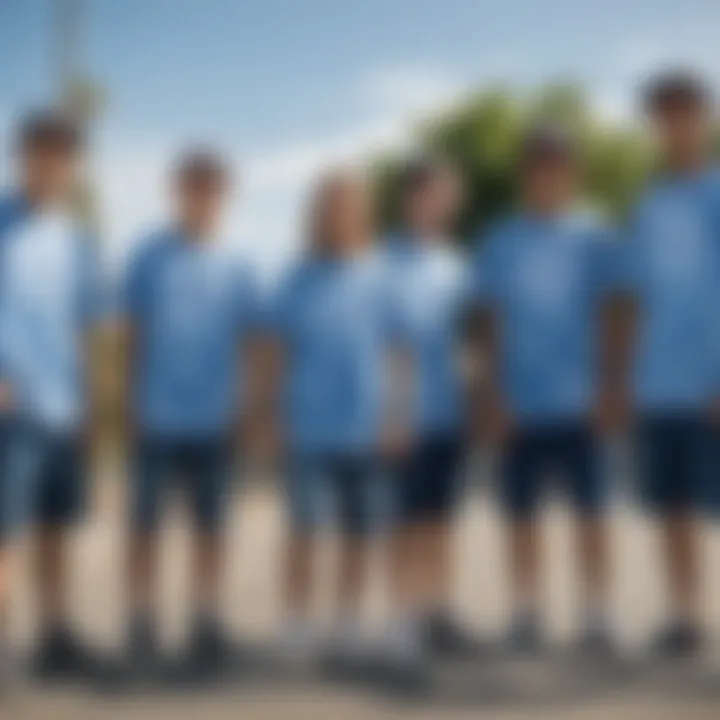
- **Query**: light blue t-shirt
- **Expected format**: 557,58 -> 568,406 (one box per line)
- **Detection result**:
0,194 -> 102,430
620,168 -> 720,411
123,228 -> 260,438
471,210 -> 616,424
269,251 -> 394,453
381,236 -> 468,435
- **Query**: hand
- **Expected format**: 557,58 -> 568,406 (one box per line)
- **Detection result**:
380,421 -> 414,459
0,382 -> 13,414
242,416 -> 284,462
708,396 -> 720,425
594,388 -> 632,435
477,395 -> 513,449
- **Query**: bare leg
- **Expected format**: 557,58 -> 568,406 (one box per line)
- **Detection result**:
190,531 -> 224,617
35,525 -> 69,632
662,513 -> 700,625
509,519 -> 540,613
128,530 -> 159,616
284,533 -> 314,617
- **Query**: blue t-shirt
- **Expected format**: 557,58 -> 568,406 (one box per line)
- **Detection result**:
123,228 -> 260,438
0,194 -> 102,430
381,236 -> 468,435
620,168 -> 720,411
471,210 -> 616,424
269,252 -> 394,453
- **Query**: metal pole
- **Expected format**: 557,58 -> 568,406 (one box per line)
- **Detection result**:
55,0 -> 82,112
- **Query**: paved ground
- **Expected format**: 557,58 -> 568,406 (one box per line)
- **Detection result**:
3,472 -> 720,719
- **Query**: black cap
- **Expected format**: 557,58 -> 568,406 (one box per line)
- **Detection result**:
174,147 -> 231,187
520,123 -> 577,166
642,69 -> 711,113
16,109 -> 83,153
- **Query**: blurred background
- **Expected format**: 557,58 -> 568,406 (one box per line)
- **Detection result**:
2,0 -> 717,451
2,2 -> 720,718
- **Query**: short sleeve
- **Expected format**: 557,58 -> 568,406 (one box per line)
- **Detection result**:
469,229 -> 505,306
606,214 -> 642,295
234,263 -> 264,333
121,241 -> 155,323
264,271 -> 296,338
78,236 -> 106,326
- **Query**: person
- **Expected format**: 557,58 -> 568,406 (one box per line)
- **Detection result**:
0,110 -> 102,678
122,149 -> 261,674
382,159 -> 478,673
470,126 -> 617,654
265,169 -> 403,672
614,70 -> 720,656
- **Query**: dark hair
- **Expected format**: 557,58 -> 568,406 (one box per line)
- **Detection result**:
519,123 -> 578,168
174,148 -> 231,188
16,109 -> 83,154
642,69 -> 711,114
398,156 -> 454,197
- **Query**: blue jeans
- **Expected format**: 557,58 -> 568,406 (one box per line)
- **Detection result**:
0,417 -> 86,541
131,437 -> 233,534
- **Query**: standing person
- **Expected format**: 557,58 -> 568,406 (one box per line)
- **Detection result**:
267,169 -> 402,671
383,159 -> 478,673
616,71 -> 720,656
0,110 -> 102,678
470,126 -> 617,654
122,150 -> 261,674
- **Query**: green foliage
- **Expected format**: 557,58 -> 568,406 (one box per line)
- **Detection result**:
372,84 -> 653,244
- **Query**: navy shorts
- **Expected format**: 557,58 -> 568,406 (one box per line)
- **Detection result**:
501,422 -> 603,520
636,413 -> 717,516
394,434 -> 464,524
285,453 -> 390,538
132,437 -> 232,534
0,418 -> 86,541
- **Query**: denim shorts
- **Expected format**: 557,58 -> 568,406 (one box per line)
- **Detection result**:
285,452 -> 392,537
131,436 -> 233,534
500,421 -> 604,520
0,417 -> 86,541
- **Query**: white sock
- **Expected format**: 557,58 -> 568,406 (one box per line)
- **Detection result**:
387,612 -> 423,662
283,612 -> 316,649
333,612 -> 364,656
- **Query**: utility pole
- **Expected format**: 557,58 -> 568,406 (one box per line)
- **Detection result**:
53,0 -> 104,228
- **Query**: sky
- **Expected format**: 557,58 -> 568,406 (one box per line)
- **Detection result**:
1,0 -> 719,275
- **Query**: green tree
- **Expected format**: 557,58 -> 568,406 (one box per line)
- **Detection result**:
373,84 -> 652,244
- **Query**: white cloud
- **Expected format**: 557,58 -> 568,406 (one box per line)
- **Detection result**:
96,63 -> 472,278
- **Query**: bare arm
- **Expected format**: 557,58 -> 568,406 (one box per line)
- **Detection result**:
596,293 -> 637,433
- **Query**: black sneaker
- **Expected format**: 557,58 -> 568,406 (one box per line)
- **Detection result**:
423,613 -> 485,659
185,617 -> 230,678
31,626 -> 94,682
376,655 -> 431,699
576,626 -> 615,659
651,622 -> 703,659
126,615 -> 159,680
505,615 -> 542,656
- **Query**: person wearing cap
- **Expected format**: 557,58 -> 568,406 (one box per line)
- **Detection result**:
380,158 -> 480,682
469,126 -> 617,653
0,110 -> 103,678
609,70 -> 720,656
121,150 -> 262,675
